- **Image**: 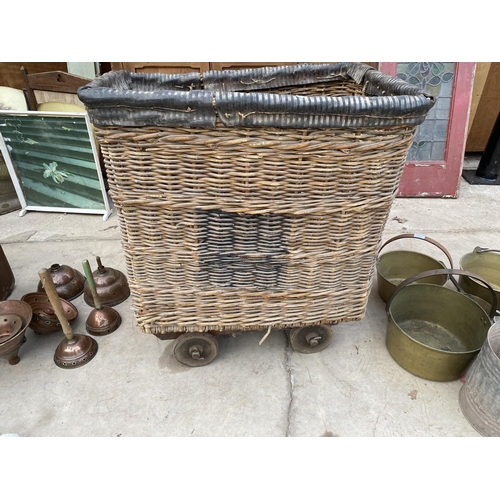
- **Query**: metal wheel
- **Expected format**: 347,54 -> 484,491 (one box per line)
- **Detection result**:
173,332 -> 219,367
289,325 -> 334,354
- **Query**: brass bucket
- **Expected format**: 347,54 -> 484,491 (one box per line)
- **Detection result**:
385,269 -> 497,382
459,247 -> 500,315
459,321 -> 500,437
377,234 -> 453,303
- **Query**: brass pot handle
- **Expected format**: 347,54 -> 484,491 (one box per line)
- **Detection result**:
379,233 -> 453,268
385,268 -> 498,320
474,247 -> 500,254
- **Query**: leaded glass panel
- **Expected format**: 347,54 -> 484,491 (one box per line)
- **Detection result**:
396,62 -> 455,161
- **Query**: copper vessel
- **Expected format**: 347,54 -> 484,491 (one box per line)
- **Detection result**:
0,245 -> 15,301
37,263 -> 85,301
38,268 -> 98,369
82,259 -> 121,336
83,256 -> 130,307
21,292 -> 78,335
0,300 -> 33,365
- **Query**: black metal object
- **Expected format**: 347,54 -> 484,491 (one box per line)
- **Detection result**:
463,111 -> 500,185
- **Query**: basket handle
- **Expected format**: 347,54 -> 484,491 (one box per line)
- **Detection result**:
378,233 -> 453,269
385,268 -> 498,320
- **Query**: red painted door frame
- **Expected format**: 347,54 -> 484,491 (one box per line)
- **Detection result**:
378,62 -> 476,198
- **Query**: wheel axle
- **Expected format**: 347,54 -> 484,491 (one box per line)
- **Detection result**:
189,345 -> 203,360
306,333 -> 322,347
173,332 -> 218,367
289,325 -> 334,354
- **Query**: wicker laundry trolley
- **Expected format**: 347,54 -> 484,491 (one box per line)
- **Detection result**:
78,63 -> 435,366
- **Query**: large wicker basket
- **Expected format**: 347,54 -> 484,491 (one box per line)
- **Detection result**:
78,63 -> 435,338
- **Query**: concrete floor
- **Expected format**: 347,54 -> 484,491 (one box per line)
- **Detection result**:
1,156 -> 498,437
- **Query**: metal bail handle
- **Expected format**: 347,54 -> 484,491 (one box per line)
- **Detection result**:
378,233 -> 454,268
474,247 -> 500,254
385,268 -> 498,320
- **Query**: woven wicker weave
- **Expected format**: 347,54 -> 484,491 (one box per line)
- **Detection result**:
80,63 -> 434,336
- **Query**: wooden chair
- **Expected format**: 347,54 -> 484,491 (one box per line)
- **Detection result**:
20,66 -> 107,187
21,66 -> 91,111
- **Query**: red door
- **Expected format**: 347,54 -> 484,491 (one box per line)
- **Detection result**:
378,62 -> 475,198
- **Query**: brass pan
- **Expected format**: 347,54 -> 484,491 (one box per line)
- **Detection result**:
386,269 -> 497,382
459,247 -> 500,315
377,233 -> 453,303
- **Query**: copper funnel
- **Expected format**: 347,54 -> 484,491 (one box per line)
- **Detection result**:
38,268 -> 98,369
37,263 -> 85,301
83,256 -> 130,307
82,259 -> 121,336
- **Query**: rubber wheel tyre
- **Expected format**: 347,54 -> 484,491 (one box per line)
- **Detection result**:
173,332 -> 219,367
289,325 -> 333,354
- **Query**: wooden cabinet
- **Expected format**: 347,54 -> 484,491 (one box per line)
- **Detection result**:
109,62 -> 298,74
110,62 -> 210,74
109,62 -> 376,74
466,62 -> 500,152
208,62 -> 296,71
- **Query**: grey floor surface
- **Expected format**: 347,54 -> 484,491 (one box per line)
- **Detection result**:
1,157 -> 498,437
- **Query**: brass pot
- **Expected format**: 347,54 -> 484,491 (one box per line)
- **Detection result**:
83,256 -> 130,307
469,295 -> 499,318
459,247 -> 500,313
386,269 -> 496,382
377,234 -> 453,303
0,300 -> 33,365
37,263 -> 85,301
